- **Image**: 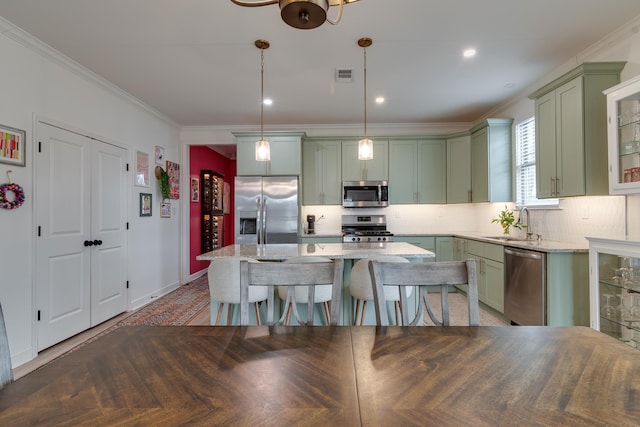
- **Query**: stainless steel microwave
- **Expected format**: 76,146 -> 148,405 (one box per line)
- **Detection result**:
342,180 -> 389,208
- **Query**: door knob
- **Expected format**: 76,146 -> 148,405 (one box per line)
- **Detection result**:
84,240 -> 94,246
93,240 -> 103,246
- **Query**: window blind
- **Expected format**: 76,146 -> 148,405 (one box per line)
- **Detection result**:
515,117 -> 558,207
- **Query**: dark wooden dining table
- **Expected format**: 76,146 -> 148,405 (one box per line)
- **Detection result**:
1,325 -> 639,426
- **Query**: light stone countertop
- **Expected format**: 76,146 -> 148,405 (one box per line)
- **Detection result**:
456,232 -> 589,253
196,242 -> 435,261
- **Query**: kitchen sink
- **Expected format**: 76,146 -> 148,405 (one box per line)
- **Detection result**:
483,236 -> 533,242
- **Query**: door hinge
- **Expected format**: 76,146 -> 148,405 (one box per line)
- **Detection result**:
38,226 -> 41,237
126,280 -> 129,289
37,310 -> 41,321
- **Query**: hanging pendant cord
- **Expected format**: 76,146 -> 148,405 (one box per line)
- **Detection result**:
363,45 -> 367,139
260,48 -> 265,141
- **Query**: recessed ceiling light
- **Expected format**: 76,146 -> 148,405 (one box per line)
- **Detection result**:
463,48 -> 477,58
375,96 -> 385,104
263,98 -> 273,105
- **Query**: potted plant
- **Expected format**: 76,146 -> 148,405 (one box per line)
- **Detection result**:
491,205 -> 526,235
155,166 -> 170,201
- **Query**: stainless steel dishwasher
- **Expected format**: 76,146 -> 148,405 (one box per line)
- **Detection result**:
504,247 -> 546,326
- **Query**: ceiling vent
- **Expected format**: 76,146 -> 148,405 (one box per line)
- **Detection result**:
336,68 -> 354,83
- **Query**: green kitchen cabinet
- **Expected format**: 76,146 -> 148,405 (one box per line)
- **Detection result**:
389,138 -> 447,204
341,139 -> 388,181
529,62 -> 624,198
470,119 -> 513,202
302,139 -> 342,205
299,235 -> 342,244
466,239 -> 504,313
235,132 -> 304,176
393,236 -> 436,262
446,133 -> 472,203
435,236 -> 454,261
453,237 -> 468,261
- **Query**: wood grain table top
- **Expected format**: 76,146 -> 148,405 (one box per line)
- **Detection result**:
1,326 -> 639,426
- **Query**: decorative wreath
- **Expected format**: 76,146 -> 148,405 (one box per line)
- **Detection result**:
0,182 -> 26,210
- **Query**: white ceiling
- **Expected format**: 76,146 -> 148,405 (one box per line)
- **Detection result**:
2,0 -> 640,130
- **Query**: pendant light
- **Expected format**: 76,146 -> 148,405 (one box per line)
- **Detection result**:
255,39 -> 271,161
358,37 -> 373,161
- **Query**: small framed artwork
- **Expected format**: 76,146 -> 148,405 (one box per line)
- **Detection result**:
166,160 -> 180,199
191,177 -> 199,202
140,193 -> 152,217
155,145 -> 165,165
135,150 -> 150,187
0,124 -> 26,166
160,201 -> 171,218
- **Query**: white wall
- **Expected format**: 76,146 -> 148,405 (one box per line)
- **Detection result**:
0,19 -> 182,367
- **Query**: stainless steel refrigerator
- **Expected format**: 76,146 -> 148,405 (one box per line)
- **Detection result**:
234,176 -> 299,244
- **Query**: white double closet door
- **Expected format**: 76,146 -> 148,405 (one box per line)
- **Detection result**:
35,121 -> 128,351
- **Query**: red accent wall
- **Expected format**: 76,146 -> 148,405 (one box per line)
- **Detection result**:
189,146 -> 236,275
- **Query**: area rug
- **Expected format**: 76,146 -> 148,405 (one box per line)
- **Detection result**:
117,274 -> 209,326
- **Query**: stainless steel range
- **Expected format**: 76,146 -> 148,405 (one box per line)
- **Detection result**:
341,214 -> 394,243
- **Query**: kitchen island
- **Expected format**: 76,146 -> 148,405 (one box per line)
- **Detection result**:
197,242 -> 435,325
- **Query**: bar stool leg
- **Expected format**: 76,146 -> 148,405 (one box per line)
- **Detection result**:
254,302 -> 262,326
215,302 -> 224,326
360,300 -> 368,326
324,301 -> 331,324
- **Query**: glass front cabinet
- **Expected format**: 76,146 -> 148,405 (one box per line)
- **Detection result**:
605,74 -> 640,195
588,236 -> 640,348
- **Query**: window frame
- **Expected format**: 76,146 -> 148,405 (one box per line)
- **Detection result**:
514,116 -> 559,208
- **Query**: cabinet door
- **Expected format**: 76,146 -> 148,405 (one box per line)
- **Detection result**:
484,259 -> 505,313
435,237 -> 454,261
555,77 -> 585,197
268,136 -> 302,175
236,138 -> 266,175
471,127 -> 489,202
303,140 -> 341,205
389,140 -> 418,203
535,91 -> 558,198
341,140 -> 388,181
417,139 -> 447,203
236,136 -> 301,176
447,135 -> 471,203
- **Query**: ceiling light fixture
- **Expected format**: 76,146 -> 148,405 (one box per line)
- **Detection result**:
358,37 -> 373,161
230,0 -> 360,30
255,39 -> 270,162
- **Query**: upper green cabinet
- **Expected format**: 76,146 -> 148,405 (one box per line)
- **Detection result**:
446,133 -> 471,203
235,132 -> 304,176
389,138 -> 446,204
470,118 -> 513,202
529,62 -> 625,198
341,139 -> 388,181
302,139 -> 342,205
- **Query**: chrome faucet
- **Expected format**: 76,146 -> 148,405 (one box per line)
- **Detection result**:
518,206 -> 533,239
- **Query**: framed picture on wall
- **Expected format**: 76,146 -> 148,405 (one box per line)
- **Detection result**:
160,201 -> 171,218
166,160 -> 180,199
191,177 -> 199,202
135,151 -> 150,187
0,124 -> 26,166
155,145 -> 165,165
140,193 -> 152,217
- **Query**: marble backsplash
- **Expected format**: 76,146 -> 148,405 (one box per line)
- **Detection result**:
302,195 -> 627,244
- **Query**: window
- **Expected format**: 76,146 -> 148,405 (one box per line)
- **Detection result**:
515,117 -> 558,207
